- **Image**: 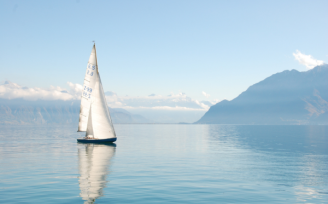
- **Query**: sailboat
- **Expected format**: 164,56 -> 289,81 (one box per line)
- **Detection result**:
77,44 -> 117,143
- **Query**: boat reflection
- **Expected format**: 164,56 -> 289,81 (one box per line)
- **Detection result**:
77,143 -> 116,204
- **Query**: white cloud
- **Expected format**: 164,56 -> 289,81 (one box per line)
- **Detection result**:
0,81 -> 82,101
293,50 -> 325,69
67,82 -> 83,98
0,81 -> 216,123
126,106 -> 207,111
0,81 -> 212,111
209,99 -> 221,105
202,91 -> 210,98
105,92 -> 210,111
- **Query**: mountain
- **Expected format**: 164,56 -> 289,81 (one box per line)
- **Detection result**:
108,107 -> 153,124
0,98 -> 153,125
196,64 -> 328,125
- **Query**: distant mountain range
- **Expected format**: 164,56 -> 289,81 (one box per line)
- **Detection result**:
2,65 -> 328,125
0,99 -> 152,125
196,64 -> 328,125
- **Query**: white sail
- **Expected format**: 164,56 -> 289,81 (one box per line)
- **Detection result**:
86,73 -> 116,139
78,45 -> 98,132
78,143 -> 116,203
85,106 -> 94,138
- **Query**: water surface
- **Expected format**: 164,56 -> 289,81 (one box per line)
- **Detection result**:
0,125 -> 327,203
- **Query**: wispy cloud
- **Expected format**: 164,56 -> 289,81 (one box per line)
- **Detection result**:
202,91 -> 210,98
293,50 -> 325,69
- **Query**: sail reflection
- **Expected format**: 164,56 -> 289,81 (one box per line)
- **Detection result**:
78,143 -> 116,203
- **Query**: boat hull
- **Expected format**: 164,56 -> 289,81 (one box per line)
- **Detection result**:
77,138 -> 117,143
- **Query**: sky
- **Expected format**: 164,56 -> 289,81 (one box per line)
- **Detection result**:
1,0 -> 327,103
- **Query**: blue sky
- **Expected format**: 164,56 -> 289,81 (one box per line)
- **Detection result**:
1,0 -> 327,101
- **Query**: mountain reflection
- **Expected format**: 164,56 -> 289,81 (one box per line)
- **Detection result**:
77,143 -> 116,204
207,125 -> 328,155
205,125 -> 328,202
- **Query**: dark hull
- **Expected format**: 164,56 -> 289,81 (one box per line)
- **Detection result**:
77,138 -> 117,143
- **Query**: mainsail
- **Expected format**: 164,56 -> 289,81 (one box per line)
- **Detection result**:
78,44 -> 116,140
78,44 -> 98,132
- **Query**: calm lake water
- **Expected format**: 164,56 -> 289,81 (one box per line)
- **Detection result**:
0,124 -> 327,203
